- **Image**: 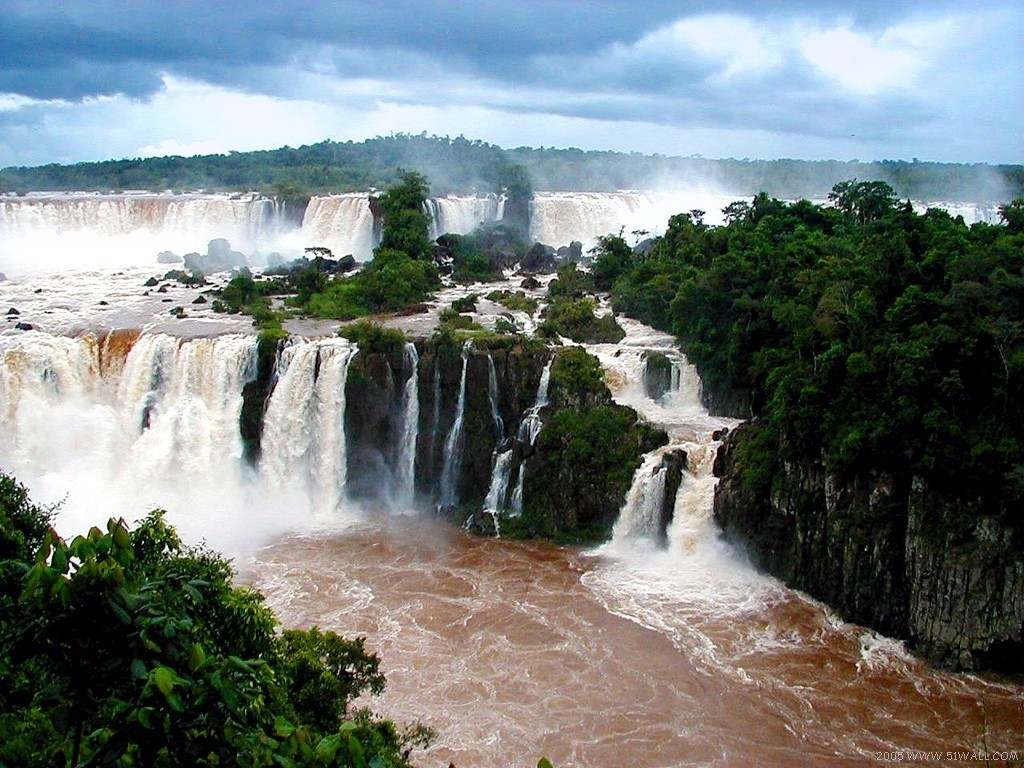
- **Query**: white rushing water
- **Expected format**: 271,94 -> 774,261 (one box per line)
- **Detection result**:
1,191 -> 1002,276
508,359 -> 552,517
439,339 -> 471,507
426,194 -> 504,240
301,194 -> 378,262
259,337 -> 358,519
0,192 -> 301,274
394,342 -> 419,509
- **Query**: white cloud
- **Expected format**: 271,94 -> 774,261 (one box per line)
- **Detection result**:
135,138 -> 232,158
632,15 -> 785,82
801,23 -> 928,96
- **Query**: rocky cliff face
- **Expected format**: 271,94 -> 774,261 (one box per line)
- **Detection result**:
412,339 -> 550,507
335,339 -> 665,543
714,423 -> 1024,672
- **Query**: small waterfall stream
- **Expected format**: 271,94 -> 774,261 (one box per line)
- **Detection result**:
508,359 -> 552,517
439,340 -> 472,507
394,343 -> 420,508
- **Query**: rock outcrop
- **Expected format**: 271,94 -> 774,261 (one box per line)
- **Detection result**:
713,422 -> 1024,672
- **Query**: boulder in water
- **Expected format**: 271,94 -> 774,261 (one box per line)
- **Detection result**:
520,275 -> 541,290
192,295 -> 208,304
519,243 -> 557,273
144,276 -> 159,287
184,239 -> 248,275
6,307 -> 19,316
15,322 -> 33,331
556,240 -> 584,264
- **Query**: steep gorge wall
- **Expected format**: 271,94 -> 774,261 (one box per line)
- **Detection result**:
713,423 -> 1024,672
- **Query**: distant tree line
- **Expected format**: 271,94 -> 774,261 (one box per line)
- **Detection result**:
0,134 -> 1018,204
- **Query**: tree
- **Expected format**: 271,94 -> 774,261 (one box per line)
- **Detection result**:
998,198 -> 1024,234
377,170 -> 433,261
0,487 -> 430,767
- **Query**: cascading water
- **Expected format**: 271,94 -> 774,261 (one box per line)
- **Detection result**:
479,352 -> 512,528
508,359 -> 552,516
394,343 -> 419,509
300,194 -> 378,262
611,448 -> 671,542
439,340 -> 472,507
123,334 -> 257,485
0,193 -> 295,274
258,338 -> 357,515
425,195 -> 504,240
486,354 -> 504,440
666,440 -> 725,554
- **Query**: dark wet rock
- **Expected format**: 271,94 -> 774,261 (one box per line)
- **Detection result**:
163,269 -> 207,287
6,307 -> 19,316
15,322 -> 33,331
184,238 -> 247,275
520,275 -> 541,290
144,276 -> 160,287
519,243 -> 557,273
713,423 -> 1024,673
192,295 -> 208,304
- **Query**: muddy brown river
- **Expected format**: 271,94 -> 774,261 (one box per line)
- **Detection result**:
252,518 -> 1023,768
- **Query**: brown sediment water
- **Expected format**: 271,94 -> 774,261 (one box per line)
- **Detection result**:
253,518 -> 1023,768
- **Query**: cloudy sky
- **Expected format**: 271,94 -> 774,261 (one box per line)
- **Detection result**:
0,0 -> 1020,168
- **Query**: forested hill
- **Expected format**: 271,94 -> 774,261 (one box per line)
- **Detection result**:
0,133 -> 1019,203
597,184 -> 1024,668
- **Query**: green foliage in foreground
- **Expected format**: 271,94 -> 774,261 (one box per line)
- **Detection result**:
612,185 -> 1024,531
0,475 -> 431,767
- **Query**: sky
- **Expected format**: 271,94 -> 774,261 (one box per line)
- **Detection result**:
0,0 -> 1021,169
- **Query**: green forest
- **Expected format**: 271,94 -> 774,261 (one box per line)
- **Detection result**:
1,134 -> 1019,204
0,474 -> 433,767
599,183 -> 1024,537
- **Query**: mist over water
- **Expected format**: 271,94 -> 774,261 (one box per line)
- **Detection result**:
1,191 -> 1003,277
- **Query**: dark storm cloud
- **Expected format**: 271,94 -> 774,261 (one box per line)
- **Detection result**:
0,0 -> 1018,164
0,0 -> 972,100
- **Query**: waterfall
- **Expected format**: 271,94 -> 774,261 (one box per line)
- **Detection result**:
611,449 -> 671,542
486,354 -> 504,440
394,342 -> 420,509
300,194 -> 377,261
480,353 -> 510,517
666,441 -> 725,554
0,193 -> 293,273
528,190 -> 741,250
430,356 -> 441,466
259,338 -> 357,513
124,334 -> 257,484
508,359 -> 552,517
425,194 -> 504,239
439,340 -> 472,507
